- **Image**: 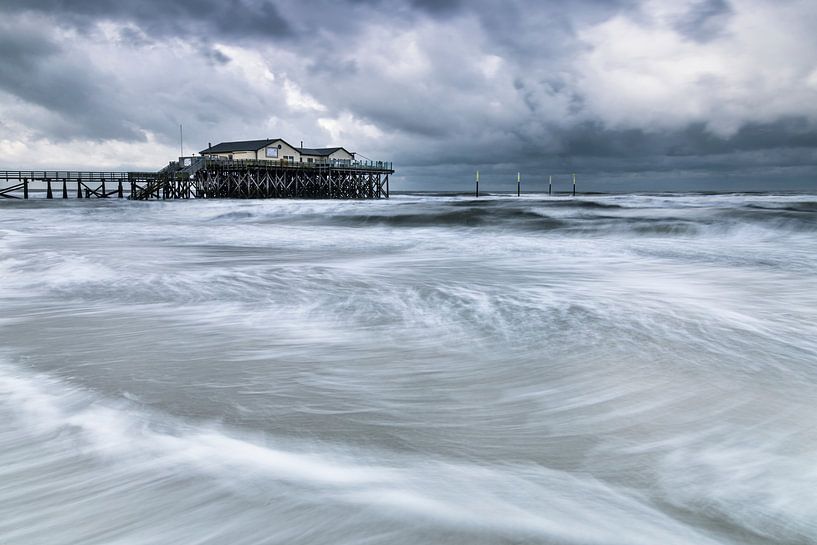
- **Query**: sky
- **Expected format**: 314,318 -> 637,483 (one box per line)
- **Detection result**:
1,0 -> 816,191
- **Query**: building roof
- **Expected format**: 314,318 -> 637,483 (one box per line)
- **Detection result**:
298,147 -> 344,157
201,139 -> 354,157
201,139 -> 276,154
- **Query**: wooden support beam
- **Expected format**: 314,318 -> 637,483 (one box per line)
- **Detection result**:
0,182 -> 24,199
0,164 -> 393,202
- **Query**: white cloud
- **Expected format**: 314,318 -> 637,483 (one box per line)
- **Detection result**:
0,132 -> 174,171
574,0 -> 817,137
318,112 -> 385,147
283,78 -> 327,112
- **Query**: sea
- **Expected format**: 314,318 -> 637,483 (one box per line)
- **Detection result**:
1,192 -> 816,545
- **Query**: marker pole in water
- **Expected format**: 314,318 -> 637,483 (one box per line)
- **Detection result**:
517,172 -> 521,197
475,170 -> 479,198
572,173 -> 576,197
548,175 -> 552,196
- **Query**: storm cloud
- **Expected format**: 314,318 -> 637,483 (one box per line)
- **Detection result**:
0,0 -> 816,190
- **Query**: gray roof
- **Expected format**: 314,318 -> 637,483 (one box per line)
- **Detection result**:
201,140 -> 353,157
298,147 -> 344,157
201,139 -> 275,154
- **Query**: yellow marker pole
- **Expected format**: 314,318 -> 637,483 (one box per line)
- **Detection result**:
572,173 -> 576,197
475,170 -> 480,198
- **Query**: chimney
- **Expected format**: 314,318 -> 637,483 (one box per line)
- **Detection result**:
208,142 -> 212,149
300,140 -> 303,149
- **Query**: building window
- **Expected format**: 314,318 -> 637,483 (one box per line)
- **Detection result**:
265,147 -> 279,158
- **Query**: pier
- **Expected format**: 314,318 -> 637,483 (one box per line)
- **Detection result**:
0,158 -> 393,200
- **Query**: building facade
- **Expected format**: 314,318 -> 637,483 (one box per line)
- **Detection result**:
200,139 -> 355,165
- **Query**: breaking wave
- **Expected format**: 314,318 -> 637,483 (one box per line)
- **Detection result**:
1,191 -> 816,544
195,194 -> 817,236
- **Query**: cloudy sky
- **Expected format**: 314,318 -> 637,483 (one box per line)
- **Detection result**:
1,0 -> 816,191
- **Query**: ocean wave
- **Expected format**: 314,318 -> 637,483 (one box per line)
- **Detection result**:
196,196 -> 816,237
0,362 -> 727,545
2,192 -> 817,544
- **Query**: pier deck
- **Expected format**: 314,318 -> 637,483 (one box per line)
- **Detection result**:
0,159 -> 393,200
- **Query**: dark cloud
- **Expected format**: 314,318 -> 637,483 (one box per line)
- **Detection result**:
0,21 -> 143,141
0,0 -> 815,189
116,26 -> 154,48
200,46 -> 231,65
2,0 -> 292,40
674,0 -> 733,42
409,0 -> 463,16
553,119 -> 817,160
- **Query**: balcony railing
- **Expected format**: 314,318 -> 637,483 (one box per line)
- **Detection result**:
199,156 -> 393,171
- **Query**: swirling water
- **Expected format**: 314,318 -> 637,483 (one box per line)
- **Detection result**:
1,193 -> 816,544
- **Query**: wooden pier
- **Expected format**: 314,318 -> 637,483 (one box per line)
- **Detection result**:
0,171 -> 159,200
0,158 -> 393,200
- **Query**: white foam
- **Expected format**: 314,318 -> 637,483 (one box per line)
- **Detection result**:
0,362 -> 394,487
659,435 -> 817,541
0,361 -> 721,544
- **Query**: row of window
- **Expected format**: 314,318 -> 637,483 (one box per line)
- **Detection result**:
215,154 -> 352,165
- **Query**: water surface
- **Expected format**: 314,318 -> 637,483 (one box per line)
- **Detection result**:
1,193 -> 816,544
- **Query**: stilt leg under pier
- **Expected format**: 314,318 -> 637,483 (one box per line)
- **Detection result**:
62,179 -> 68,199
146,164 -> 392,201
46,180 -> 53,199
77,181 -> 83,199
23,179 -> 28,199
118,180 -> 123,198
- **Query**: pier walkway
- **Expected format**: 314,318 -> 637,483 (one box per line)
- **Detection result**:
0,158 -> 393,200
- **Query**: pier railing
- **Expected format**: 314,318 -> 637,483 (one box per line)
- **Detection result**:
0,171 -> 157,181
0,160 -> 392,200
198,157 -> 393,171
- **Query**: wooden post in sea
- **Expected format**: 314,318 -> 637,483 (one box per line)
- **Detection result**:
475,170 -> 479,198
548,175 -> 552,196
572,173 -> 576,197
62,179 -> 68,199
517,172 -> 521,197
101,179 -> 107,198
118,180 -> 123,198
46,179 -> 53,199
23,178 -> 28,199
77,180 -> 83,198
